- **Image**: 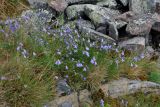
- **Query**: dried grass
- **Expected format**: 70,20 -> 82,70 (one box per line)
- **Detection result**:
0,0 -> 29,20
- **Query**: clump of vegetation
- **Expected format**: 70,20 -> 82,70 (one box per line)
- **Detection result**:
0,10 -> 160,106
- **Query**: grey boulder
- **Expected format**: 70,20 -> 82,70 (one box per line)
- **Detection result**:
84,4 -> 120,27
119,37 -> 145,53
96,0 -> 117,8
126,14 -> 155,36
66,4 -> 86,20
76,19 -> 95,30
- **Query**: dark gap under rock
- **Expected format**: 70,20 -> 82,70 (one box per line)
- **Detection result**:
150,29 -> 160,50
115,0 -> 129,13
67,1 -> 98,6
118,25 -> 129,41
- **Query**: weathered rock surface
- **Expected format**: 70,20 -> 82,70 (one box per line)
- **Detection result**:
47,92 -> 79,107
66,4 -> 86,20
84,4 -> 120,27
100,78 -> 160,98
119,37 -> 145,53
27,0 -> 47,8
79,27 -> 116,44
109,22 -> 119,40
115,11 -> 136,23
48,0 -> 68,12
48,0 -> 99,12
96,26 -> 107,34
96,0 -> 117,8
129,0 -> 160,14
48,79 -> 160,107
76,19 -> 95,30
79,89 -> 93,107
126,14 -> 155,36
56,79 -> 72,97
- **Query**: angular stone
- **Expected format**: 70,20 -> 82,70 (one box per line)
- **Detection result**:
79,27 -> 116,44
56,79 -> 72,97
47,93 -> 79,107
145,46 -> 155,59
115,11 -> 136,23
129,0 -> 160,14
76,19 -> 95,30
59,102 -> 72,107
118,37 -> 145,53
109,22 -> 119,40
129,0 -> 144,14
96,0 -> 117,8
126,14 -> 155,36
84,4 -> 120,27
66,5 -> 86,20
48,0 -> 68,12
100,78 -> 160,98
96,26 -> 107,34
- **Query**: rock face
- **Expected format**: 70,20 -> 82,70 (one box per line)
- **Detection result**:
129,0 -> 160,14
84,4 -> 120,27
119,37 -> 146,53
96,0 -> 117,8
100,78 -> 160,98
66,5 -> 86,20
126,14 -> 155,36
56,79 -> 72,97
47,92 -> 79,107
79,27 -> 116,44
76,19 -> 95,30
27,0 -> 47,7
48,0 -> 68,12
47,79 -> 160,107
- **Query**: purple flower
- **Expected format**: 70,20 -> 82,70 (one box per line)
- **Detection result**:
140,53 -> 145,59
86,47 -> 89,51
0,29 -> 4,33
65,75 -> 69,78
55,60 -> 62,65
100,99 -> 104,107
83,51 -> 90,57
90,57 -> 97,65
121,50 -> 125,56
76,62 -> 83,68
73,44 -> 78,49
